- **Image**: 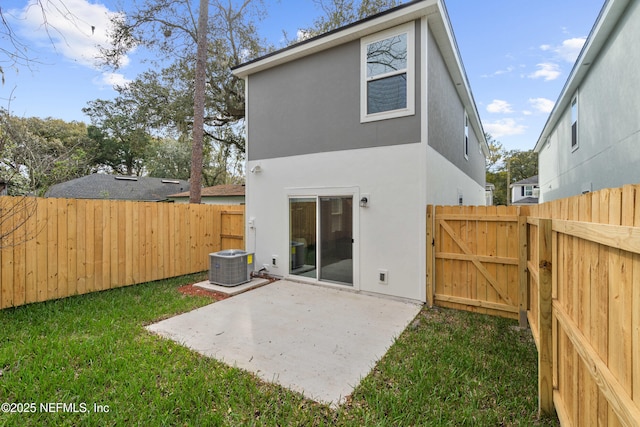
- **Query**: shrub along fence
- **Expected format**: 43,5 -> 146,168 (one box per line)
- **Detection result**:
428,184 -> 640,425
0,197 -> 244,310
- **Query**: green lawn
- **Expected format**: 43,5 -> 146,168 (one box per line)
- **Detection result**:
0,274 -> 559,426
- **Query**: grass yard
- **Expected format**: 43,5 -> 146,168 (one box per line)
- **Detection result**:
0,274 -> 559,426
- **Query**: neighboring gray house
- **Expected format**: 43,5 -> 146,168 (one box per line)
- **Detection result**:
534,0 -> 640,202
168,184 -> 245,205
45,174 -> 190,201
510,175 -> 539,205
232,0 -> 488,302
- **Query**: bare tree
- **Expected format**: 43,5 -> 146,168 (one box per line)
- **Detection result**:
190,0 -> 208,204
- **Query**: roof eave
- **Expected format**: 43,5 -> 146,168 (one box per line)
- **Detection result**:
232,0 -> 438,79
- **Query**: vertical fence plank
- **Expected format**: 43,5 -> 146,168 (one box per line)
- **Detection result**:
56,198 -> 69,301
12,198 -> 26,307
24,198 -> 38,305
466,205 -> 478,303
0,197 -> 15,308
75,199 -> 86,296
125,201 -> 134,285
518,213 -> 528,327
46,198 -> 58,300
426,205 -> 434,307
131,201 -> 141,284
538,218 -> 554,417
633,185 -> 640,410
66,199 -> 78,298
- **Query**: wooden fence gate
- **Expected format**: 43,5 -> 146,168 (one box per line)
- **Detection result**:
427,205 -> 527,324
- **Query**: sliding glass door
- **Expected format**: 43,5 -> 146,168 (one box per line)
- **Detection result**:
289,196 -> 353,286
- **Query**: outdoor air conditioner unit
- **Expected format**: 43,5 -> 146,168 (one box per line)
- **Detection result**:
209,250 -> 254,287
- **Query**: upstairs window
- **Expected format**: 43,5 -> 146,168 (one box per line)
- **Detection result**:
464,112 -> 469,160
571,95 -> 578,150
361,23 -> 415,122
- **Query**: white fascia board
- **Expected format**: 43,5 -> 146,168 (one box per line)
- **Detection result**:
534,0 -> 630,152
232,0 -> 438,78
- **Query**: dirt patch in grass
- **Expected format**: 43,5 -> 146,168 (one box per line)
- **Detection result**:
177,284 -> 230,301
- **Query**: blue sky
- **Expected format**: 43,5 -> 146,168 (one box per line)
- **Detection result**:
0,0 -> 605,151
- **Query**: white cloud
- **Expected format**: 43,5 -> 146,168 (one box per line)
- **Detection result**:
522,110 -> 533,116
529,97 -> 555,114
529,62 -> 561,81
93,72 -> 131,89
12,0 -> 127,69
540,44 -> 552,51
554,37 -> 587,63
487,99 -> 513,114
482,65 -> 515,78
483,119 -> 527,138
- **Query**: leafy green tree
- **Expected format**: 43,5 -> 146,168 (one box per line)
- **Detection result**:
484,133 -> 538,205
144,137 -> 192,180
83,99 -> 152,176
0,110 -> 96,194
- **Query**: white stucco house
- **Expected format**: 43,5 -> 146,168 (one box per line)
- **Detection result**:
534,0 -> 640,202
510,176 -> 539,205
168,184 -> 245,205
232,0 -> 487,302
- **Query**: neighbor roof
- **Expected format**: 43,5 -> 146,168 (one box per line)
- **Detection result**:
511,175 -> 539,187
534,0 -> 630,152
45,174 -> 190,201
169,184 -> 245,198
232,0 -> 488,157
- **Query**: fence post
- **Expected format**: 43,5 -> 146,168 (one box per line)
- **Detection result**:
538,218 -> 554,417
518,211 -> 528,327
426,205 -> 434,307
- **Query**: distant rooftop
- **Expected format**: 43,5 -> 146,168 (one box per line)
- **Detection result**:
511,175 -> 539,187
45,174 -> 190,201
169,184 -> 245,198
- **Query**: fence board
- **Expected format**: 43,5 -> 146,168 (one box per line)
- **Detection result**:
0,197 -> 245,310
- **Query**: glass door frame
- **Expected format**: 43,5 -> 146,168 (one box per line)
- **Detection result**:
285,187 -> 360,291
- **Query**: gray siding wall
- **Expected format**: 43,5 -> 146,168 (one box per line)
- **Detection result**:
539,0 -> 640,202
247,22 -> 422,161
427,28 -> 485,186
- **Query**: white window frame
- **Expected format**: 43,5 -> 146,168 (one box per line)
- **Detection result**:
571,93 -> 579,151
464,111 -> 469,160
360,22 -> 415,123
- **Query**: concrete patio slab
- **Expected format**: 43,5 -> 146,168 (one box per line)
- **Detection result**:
146,280 -> 422,405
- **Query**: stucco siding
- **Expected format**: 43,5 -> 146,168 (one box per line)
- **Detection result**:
247,22 -> 422,161
245,143 -> 426,302
539,0 -> 640,202
426,28 -> 485,187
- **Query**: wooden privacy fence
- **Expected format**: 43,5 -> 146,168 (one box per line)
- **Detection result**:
0,197 -> 244,310
428,184 -> 640,425
524,186 -> 640,426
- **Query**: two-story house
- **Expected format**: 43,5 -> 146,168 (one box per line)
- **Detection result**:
232,0 -> 487,301
534,0 -> 640,202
